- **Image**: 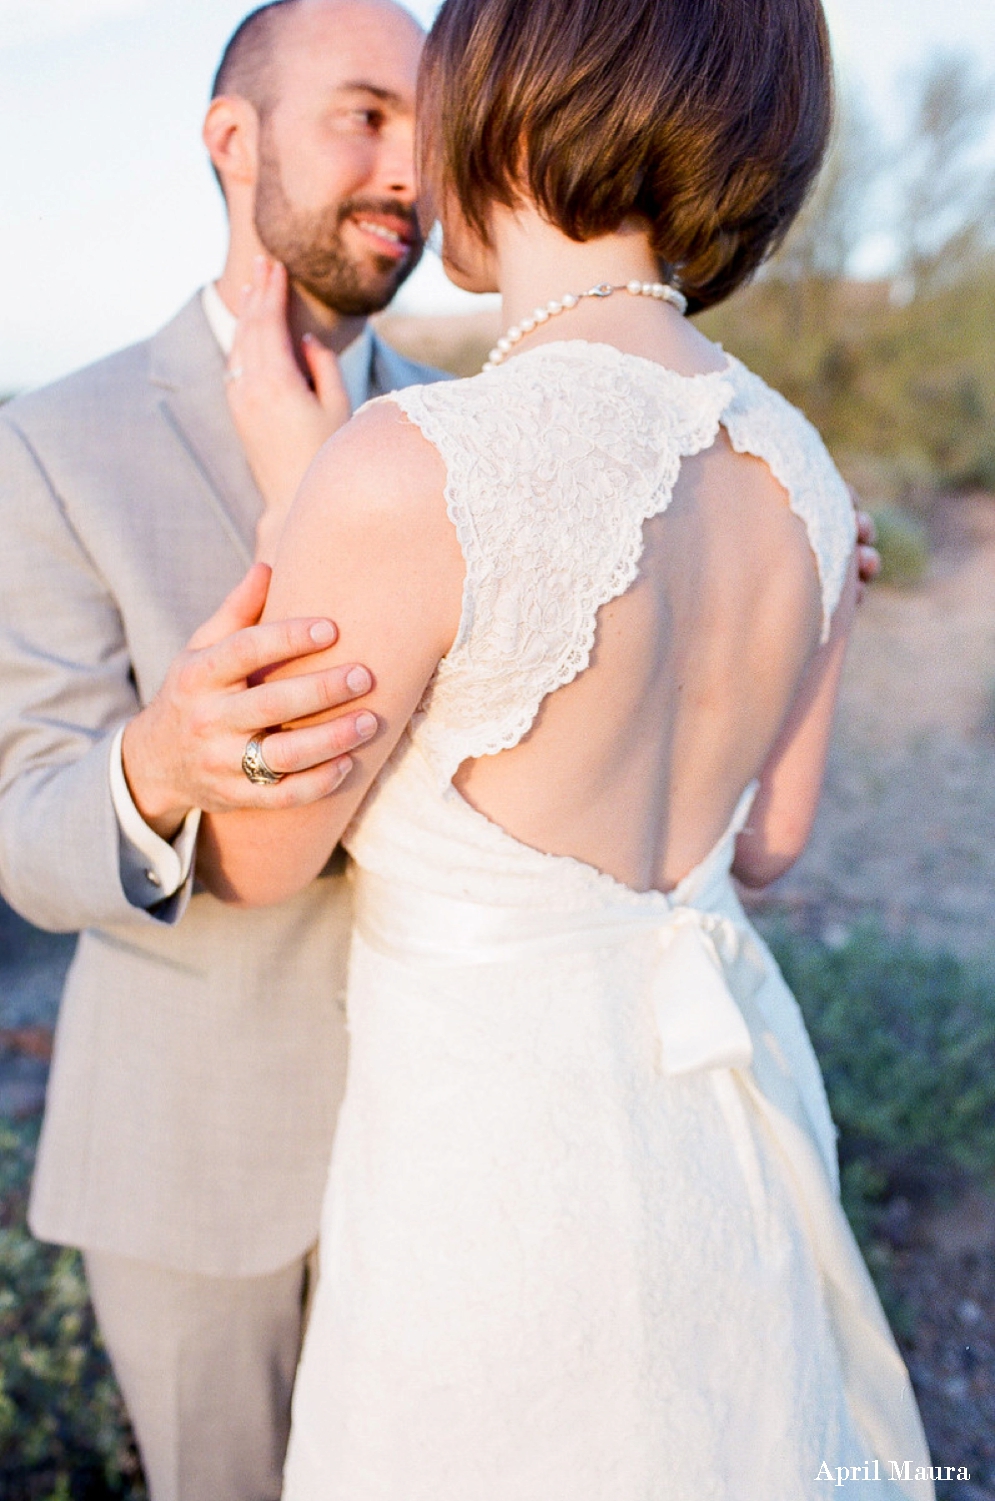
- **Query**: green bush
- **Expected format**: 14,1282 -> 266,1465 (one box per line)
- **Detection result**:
698,265 -> 995,498
0,1118 -> 145,1501
766,923 -> 995,1238
868,507 -> 931,588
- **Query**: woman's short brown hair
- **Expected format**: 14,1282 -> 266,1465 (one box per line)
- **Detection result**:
419,0 -> 833,311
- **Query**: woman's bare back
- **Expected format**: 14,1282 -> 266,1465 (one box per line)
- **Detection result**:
456,421 -> 823,892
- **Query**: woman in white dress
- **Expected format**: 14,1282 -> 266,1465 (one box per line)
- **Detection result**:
200,0 -> 934,1493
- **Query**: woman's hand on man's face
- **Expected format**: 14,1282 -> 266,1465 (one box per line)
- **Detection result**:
225,257 -> 352,563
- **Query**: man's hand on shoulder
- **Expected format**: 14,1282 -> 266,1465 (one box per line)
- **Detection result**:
224,258 -> 351,564
121,564 -> 378,839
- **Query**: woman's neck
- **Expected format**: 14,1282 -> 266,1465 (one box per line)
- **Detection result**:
488,205 -> 723,375
494,209 -> 659,329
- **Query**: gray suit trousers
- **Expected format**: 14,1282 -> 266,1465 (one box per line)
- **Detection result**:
85,1248 -> 316,1501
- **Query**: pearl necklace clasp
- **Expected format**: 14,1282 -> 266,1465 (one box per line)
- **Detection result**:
483,280 -> 688,371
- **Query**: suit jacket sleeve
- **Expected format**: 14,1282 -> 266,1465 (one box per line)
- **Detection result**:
0,413 -> 192,932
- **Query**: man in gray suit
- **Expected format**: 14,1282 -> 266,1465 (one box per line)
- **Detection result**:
0,2 -> 444,1496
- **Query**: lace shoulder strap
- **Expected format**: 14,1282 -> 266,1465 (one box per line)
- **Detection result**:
387,344 -> 734,786
721,357 -> 856,640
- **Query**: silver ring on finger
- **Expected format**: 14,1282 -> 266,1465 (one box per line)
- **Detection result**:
241,734 -> 284,785
224,365 -> 245,384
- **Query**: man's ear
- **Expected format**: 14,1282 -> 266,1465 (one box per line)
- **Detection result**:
203,96 -> 260,195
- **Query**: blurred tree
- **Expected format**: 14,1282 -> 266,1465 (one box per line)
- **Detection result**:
893,55 -> 995,296
777,86 -> 882,288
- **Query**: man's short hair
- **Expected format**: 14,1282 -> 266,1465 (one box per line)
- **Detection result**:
212,0 -> 302,115
419,0 -> 834,312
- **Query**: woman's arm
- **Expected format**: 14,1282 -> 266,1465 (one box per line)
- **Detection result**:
732,551 -> 858,889
197,401 -> 464,906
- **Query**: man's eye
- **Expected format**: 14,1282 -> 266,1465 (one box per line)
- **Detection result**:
351,109 -> 383,129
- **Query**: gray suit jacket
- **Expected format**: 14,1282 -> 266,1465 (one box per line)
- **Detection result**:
0,295 -> 447,1275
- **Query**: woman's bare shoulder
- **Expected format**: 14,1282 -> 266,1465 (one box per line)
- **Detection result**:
268,392 -> 463,656
298,394 -> 448,524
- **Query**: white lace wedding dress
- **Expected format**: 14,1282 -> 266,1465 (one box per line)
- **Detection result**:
282,343 -> 933,1500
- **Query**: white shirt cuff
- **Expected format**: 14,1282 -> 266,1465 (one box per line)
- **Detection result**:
109,724 -> 201,903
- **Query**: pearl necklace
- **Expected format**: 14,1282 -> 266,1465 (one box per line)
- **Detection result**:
483,279 -> 688,371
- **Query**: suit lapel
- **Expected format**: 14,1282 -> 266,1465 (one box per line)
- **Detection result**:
147,307 -> 444,570
149,297 -> 263,565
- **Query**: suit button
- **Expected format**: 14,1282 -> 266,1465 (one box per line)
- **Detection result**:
145,869 -> 162,888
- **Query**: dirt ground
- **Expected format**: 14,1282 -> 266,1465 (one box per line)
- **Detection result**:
747,492 -> 995,962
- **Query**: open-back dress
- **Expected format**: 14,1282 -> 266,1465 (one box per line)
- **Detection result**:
281,342 -> 934,1500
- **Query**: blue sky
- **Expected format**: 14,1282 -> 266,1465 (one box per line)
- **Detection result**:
1,0 -> 993,391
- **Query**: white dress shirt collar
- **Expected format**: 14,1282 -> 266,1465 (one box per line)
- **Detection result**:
201,282 -> 375,414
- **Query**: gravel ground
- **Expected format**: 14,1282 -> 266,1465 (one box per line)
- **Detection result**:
0,901 -> 72,1115
884,1180 -> 995,1495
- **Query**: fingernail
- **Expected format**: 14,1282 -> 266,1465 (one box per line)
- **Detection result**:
335,755 -> 353,781
346,666 -> 371,693
302,332 -> 315,344
310,620 -> 337,645
355,711 -> 378,739
254,254 -> 267,271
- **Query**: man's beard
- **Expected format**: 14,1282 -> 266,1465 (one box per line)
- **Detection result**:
253,137 -> 423,317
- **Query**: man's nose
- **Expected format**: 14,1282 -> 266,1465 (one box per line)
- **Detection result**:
375,128 -> 416,202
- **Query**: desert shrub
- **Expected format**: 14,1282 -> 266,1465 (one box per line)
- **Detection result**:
766,923 -> 995,1241
699,267 -> 995,500
869,506 -> 931,588
0,1118 -> 145,1501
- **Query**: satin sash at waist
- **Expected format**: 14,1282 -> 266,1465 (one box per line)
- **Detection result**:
354,869 -> 758,1078
351,866 -> 932,1486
